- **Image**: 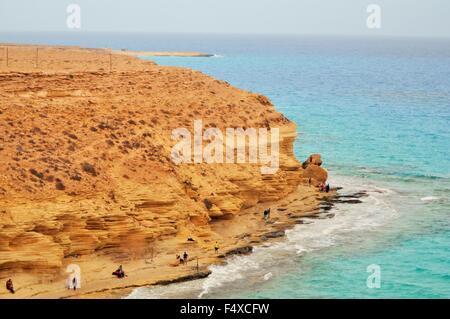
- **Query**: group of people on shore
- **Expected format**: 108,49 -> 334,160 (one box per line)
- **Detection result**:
176,251 -> 189,265
176,240 -> 220,266
4,205 -> 283,296
5,241 -> 223,295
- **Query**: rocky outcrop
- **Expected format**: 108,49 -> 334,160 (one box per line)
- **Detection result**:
302,154 -> 328,186
302,154 -> 323,167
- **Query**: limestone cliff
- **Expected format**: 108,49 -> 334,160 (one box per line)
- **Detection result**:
0,45 -> 327,274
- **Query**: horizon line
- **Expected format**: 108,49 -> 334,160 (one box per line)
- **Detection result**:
0,30 -> 449,41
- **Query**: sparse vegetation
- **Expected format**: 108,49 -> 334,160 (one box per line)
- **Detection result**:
29,168 -> 44,179
55,179 -> 65,190
81,162 -> 97,176
204,198 -> 213,210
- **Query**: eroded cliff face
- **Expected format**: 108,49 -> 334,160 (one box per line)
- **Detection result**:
0,46 -> 327,274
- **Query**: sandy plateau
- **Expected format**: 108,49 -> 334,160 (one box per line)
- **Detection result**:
0,44 -> 330,298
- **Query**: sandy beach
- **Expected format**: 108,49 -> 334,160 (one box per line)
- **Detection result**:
0,44 -> 330,299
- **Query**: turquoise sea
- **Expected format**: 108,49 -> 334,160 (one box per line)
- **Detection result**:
2,33 -> 449,298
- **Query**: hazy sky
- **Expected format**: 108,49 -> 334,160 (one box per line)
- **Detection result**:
0,0 -> 449,37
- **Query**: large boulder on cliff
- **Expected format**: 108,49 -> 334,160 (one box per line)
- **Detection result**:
302,154 -> 323,168
301,154 -> 327,186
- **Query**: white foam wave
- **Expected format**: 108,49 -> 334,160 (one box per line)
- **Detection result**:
198,255 -> 260,298
263,272 -> 273,281
127,175 -> 399,299
421,196 -> 439,202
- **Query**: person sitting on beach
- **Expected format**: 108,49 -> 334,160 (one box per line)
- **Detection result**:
6,279 -> 14,294
179,257 -> 185,265
214,241 -> 220,253
112,265 -> 126,278
263,208 -> 271,221
325,183 -> 330,193
183,252 -> 188,264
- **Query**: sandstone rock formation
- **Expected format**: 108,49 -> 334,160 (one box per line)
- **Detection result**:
302,154 -> 328,186
0,45 -> 326,276
303,153 -> 323,167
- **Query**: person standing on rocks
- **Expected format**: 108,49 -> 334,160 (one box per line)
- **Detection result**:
263,208 -> 271,221
214,241 -> 220,254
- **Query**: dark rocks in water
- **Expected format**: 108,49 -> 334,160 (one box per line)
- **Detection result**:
326,199 -> 342,204
337,191 -> 368,199
294,219 -> 312,225
154,270 -> 212,285
320,204 -> 334,211
219,246 -> 253,258
335,195 -> 353,199
318,190 -> 364,212
353,191 -> 368,197
261,230 -> 285,241
328,198 -> 363,204
322,189 -> 367,205
303,214 -> 322,219
341,199 -> 363,204
304,212 -> 336,220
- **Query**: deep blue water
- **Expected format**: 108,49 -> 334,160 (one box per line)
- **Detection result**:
2,32 -> 449,298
